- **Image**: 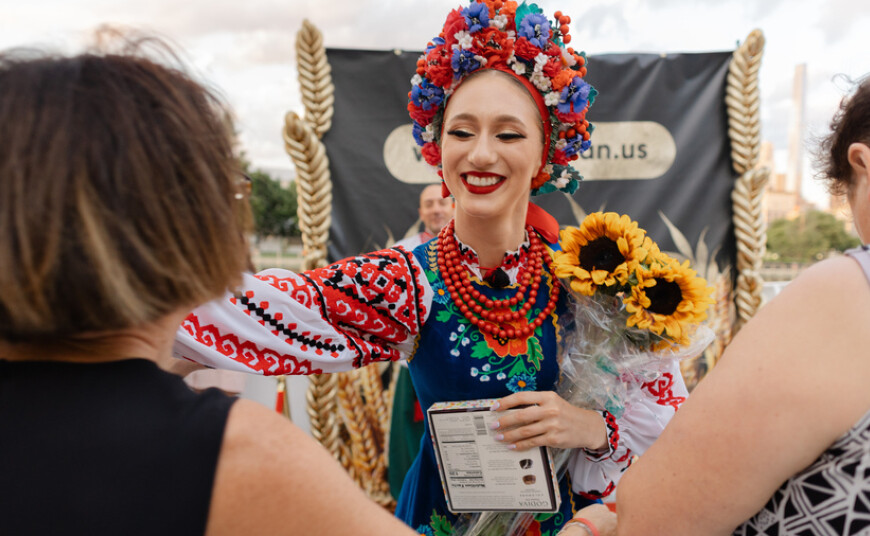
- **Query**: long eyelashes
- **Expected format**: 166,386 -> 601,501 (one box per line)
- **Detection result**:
446,129 -> 473,139
445,130 -> 526,141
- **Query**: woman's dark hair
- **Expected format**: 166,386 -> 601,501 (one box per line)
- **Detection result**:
817,75 -> 870,196
0,34 -> 250,341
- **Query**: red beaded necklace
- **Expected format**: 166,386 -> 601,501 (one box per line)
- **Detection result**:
436,221 -> 560,340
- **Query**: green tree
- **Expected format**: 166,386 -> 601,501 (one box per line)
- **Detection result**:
767,210 -> 860,263
246,167 -> 299,239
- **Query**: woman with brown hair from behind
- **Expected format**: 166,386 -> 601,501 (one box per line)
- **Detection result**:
0,35 -> 416,536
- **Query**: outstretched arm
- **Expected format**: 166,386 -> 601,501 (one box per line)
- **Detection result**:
174,248 -> 433,375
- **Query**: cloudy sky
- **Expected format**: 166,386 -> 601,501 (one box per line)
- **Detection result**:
3,0 -> 869,206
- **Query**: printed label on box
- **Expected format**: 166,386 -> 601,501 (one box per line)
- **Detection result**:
428,399 -> 560,513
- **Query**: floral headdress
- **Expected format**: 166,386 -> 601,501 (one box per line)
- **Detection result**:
408,0 -> 597,196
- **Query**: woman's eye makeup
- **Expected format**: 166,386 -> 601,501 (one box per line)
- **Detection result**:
446,129 -> 473,138
497,132 -> 525,140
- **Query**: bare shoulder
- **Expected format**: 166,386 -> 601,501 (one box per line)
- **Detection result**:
615,254 -> 870,535
206,399 -> 415,536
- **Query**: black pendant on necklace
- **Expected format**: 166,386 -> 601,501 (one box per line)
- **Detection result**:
485,268 -> 510,289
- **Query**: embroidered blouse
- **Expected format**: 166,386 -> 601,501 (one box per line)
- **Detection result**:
174,232 -> 687,533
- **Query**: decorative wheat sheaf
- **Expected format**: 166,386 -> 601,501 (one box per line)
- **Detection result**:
726,29 -> 769,329
286,19 -> 394,509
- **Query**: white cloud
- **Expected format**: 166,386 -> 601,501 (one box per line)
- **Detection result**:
2,0 -> 867,207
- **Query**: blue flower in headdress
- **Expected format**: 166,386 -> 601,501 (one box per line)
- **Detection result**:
415,525 -> 435,536
558,77 -> 591,115
518,12 -> 551,48
411,79 -> 445,111
461,2 -> 490,33
563,134 -> 592,158
425,36 -> 446,54
412,122 -> 426,146
452,49 -> 483,79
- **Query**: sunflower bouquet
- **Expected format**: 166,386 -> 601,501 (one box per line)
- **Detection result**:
552,212 -> 715,418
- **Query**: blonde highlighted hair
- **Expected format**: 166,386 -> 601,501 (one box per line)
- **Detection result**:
0,34 -> 249,341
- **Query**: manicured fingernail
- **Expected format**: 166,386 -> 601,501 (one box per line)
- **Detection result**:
507,444 -> 516,450
489,420 -> 500,430
494,433 -> 504,441
490,401 -> 500,411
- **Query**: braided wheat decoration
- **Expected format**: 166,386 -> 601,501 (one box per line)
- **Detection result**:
286,19 -> 394,507
296,19 -> 334,139
726,29 -> 769,329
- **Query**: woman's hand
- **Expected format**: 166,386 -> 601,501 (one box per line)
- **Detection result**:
491,390 -> 607,451
558,504 -> 617,536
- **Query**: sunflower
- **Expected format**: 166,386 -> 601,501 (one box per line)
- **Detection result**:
554,212 -> 650,296
623,253 -> 715,347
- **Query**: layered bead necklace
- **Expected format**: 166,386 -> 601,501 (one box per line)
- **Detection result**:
436,221 -> 560,340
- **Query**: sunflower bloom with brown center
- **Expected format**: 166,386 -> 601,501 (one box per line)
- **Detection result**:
553,212 -> 649,296
623,253 -> 715,346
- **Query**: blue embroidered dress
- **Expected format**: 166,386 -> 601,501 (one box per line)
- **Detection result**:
395,239 -> 593,534
174,230 -> 687,535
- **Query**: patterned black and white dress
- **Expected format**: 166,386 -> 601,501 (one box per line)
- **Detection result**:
734,246 -> 870,536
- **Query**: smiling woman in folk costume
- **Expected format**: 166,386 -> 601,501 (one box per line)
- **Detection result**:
175,1 -> 689,534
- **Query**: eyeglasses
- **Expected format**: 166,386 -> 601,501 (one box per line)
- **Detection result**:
235,173 -> 253,200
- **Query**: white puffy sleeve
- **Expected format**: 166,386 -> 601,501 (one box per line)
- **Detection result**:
173,247 -> 433,375
566,361 -> 689,498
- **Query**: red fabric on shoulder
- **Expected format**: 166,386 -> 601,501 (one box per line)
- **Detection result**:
526,202 -> 559,244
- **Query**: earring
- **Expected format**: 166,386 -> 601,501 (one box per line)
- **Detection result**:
442,179 -> 451,198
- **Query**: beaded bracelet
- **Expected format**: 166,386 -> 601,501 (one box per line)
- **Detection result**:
559,517 -> 599,536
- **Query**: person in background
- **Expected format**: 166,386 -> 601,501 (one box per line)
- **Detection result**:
393,182 -> 454,250
388,183 -> 454,501
564,75 -> 870,536
0,37 -> 417,536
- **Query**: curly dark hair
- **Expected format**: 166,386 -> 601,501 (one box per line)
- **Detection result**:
817,75 -> 870,196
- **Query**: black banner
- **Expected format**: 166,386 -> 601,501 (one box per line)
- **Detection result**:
322,48 -> 735,274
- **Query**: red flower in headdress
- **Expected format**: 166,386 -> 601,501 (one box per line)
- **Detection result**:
408,102 -> 437,126
426,45 -> 455,88
543,56 -> 562,78
552,149 -> 570,166
421,142 -> 442,166
474,27 -> 513,69
441,9 -> 468,47
513,36 -> 540,60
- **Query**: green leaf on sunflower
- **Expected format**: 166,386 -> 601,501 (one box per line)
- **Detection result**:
471,340 -> 492,359
509,359 -> 529,377
430,511 -> 454,536
526,337 -> 543,371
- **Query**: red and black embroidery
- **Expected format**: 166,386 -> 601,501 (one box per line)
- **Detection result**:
584,410 -> 619,461
577,480 -> 616,500
180,313 -> 324,375
642,372 -> 686,410
235,292 -> 346,354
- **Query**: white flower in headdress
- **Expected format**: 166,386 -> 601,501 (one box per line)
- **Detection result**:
533,52 -> 548,72
553,169 -> 571,189
474,55 -> 488,67
511,59 -> 527,76
454,30 -> 473,50
490,14 -> 508,30
530,71 -> 551,91
544,91 -> 561,106
555,138 -> 568,150
411,74 -> 423,86
422,124 -> 435,143
561,47 -> 577,67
